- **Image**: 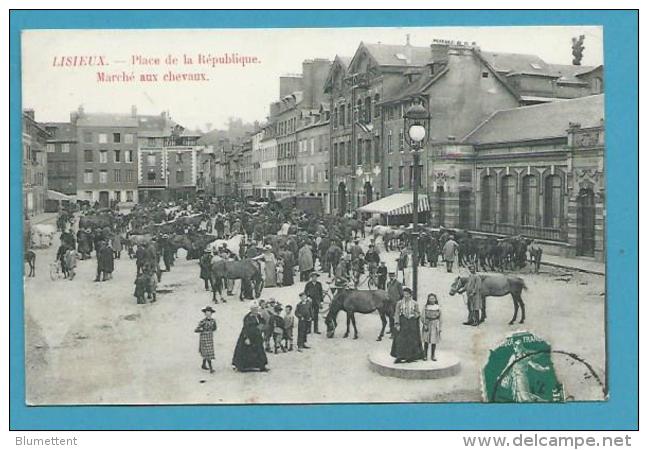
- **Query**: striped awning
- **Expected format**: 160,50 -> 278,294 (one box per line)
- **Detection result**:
358,192 -> 430,216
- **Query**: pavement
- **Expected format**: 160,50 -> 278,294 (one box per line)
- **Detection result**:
22,217 -> 607,405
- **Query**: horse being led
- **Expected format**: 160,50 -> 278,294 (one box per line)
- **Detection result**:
449,274 -> 528,325
209,256 -> 264,303
324,289 -> 394,341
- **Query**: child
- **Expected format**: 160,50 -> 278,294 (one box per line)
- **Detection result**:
134,272 -> 149,305
276,259 -> 284,287
421,293 -> 441,361
271,304 -> 286,354
283,305 -> 295,351
144,264 -> 157,303
195,306 -> 217,373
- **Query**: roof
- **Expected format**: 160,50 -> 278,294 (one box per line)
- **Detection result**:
362,42 -> 431,67
480,51 -> 596,83
464,94 -> 604,145
44,122 -> 77,141
76,113 -> 139,128
358,191 -> 431,216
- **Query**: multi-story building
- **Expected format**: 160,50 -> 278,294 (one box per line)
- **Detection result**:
270,58 -> 331,200
325,39 -> 604,222
240,137 -> 254,198
45,122 -> 77,196
22,109 -> 50,216
258,124 -> 278,199
296,107 -> 331,212
72,106 -> 139,206
463,94 -> 605,261
136,112 -> 202,202
197,130 -> 231,197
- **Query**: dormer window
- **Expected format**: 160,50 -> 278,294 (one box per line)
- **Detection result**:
530,63 -> 542,70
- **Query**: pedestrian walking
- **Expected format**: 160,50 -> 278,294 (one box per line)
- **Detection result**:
377,261 -> 388,290
295,292 -> 313,351
262,245 -> 277,288
112,232 -> 123,259
442,237 -> 459,273
199,248 -> 212,291
195,306 -> 217,373
421,294 -> 441,361
271,304 -> 286,354
298,243 -> 314,281
232,301 -> 269,372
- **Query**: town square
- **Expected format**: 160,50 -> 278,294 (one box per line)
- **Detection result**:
21,26 -> 607,405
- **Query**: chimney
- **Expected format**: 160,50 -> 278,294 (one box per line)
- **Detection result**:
23,109 -> 35,120
131,105 -> 138,117
430,43 -> 449,64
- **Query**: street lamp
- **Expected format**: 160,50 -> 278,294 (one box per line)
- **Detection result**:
403,98 -> 431,301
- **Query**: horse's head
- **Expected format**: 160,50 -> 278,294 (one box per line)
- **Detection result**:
324,290 -> 343,338
449,276 -> 466,296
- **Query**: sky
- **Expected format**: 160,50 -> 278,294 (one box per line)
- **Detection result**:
21,26 -> 603,131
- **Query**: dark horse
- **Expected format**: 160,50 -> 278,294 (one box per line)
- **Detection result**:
209,257 -> 264,302
449,274 -> 528,325
325,289 -> 394,341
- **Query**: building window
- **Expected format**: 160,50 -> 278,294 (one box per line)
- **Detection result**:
325,169 -> 329,181
374,136 -> 381,163
113,169 -> 121,182
398,165 -> 404,188
339,142 -> 346,167
125,150 -> 133,163
46,143 -> 55,153
176,153 -> 184,163
482,71 -> 489,78
357,139 -> 363,165
114,190 -> 121,202
339,105 -> 345,126
147,154 -> 156,166
126,170 -> 134,182
374,94 -> 381,117
126,190 -> 134,202
83,170 -> 93,184
365,140 -> 372,166
500,175 -> 516,224
83,132 -> 93,143
124,133 -> 134,144
98,133 -> 108,144
388,132 -> 393,153
99,150 -> 108,163
544,174 -> 563,228
84,150 -> 93,162
113,133 -> 121,143
333,143 -> 338,166
387,166 -> 393,188
521,175 -> 538,226
99,170 -> 108,184
62,143 -> 70,153
364,97 -> 372,123
147,169 -> 156,181
85,191 -> 93,200
417,164 -> 424,188
176,170 -> 184,183
148,137 -> 156,146
114,150 -> 121,162
398,129 -> 404,151
481,175 -> 495,222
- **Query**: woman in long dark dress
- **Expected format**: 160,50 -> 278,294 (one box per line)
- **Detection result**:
232,301 -> 269,372
390,287 -> 424,363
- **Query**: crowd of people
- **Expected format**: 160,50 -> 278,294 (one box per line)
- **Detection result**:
44,196 -> 515,374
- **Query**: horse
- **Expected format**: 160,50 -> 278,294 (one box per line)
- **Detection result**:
209,257 -> 264,302
24,250 -> 36,277
449,274 -> 528,325
324,289 -> 395,341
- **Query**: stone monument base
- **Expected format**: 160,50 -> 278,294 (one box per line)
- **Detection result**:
368,349 -> 461,380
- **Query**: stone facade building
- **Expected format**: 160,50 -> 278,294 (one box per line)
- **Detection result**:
45,121 -> 77,197
22,109 -> 50,216
295,107 -> 331,212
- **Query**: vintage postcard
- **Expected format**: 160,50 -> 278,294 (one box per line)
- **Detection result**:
21,25 -> 607,406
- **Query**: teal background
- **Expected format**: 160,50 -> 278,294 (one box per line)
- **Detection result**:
9,10 -> 638,430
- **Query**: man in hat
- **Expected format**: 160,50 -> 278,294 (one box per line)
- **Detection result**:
442,235 -> 459,273
465,264 -> 483,326
295,292 -> 313,351
305,272 -> 323,334
245,240 -> 261,259
377,261 -> 388,290
350,239 -> 364,262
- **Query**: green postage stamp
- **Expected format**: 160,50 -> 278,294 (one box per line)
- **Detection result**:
483,332 -> 564,403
